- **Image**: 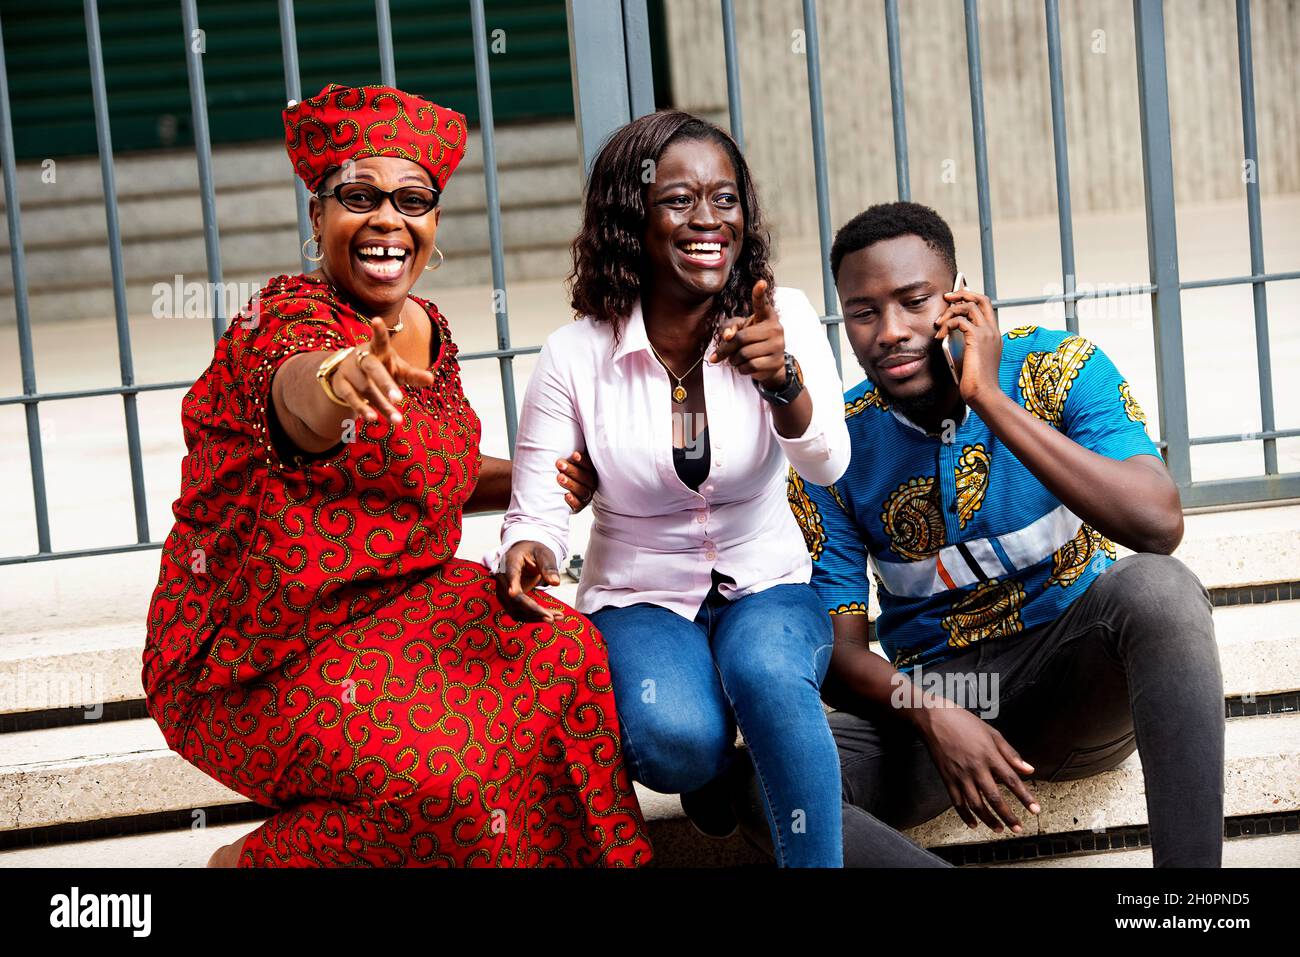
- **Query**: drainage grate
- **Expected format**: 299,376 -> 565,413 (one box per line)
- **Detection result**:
1225,691 -> 1298,718
931,811 -> 1299,866
1210,580 -> 1300,606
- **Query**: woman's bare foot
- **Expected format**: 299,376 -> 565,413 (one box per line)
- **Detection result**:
205,834 -> 249,868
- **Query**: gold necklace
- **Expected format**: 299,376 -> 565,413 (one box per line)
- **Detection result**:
383,304 -> 406,335
363,310 -> 404,335
647,336 -> 708,404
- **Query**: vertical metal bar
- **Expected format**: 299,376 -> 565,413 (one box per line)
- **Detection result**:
0,16 -> 51,553
84,0 -> 149,544
962,0 -> 997,300
181,0 -> 226,342
278,0 -> 312,269
884,0 -> 910,201
1044,0 -> 1078,335
1133,0 -> 1191,487
376,0 -> 396,87
800,0 -> 842,372
721,0 -> 745,150
621,0 -> 656,118
566,0 -> 633,176
470,0 -> 519,453
1235,0 -> 1276,474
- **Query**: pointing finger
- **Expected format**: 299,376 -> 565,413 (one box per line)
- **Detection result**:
369,317 -> 393,356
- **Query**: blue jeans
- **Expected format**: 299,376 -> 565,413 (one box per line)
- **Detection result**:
589,580 -> 842,867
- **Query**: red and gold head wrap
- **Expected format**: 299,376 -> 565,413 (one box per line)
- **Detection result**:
282,83 -> 468,194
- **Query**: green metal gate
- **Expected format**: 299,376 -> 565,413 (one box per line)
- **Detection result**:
0,0 -> 574,160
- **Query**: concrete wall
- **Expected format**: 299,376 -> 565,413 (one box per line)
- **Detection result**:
663,0 -> 1300,242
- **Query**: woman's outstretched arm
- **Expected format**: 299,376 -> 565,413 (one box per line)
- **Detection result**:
271,318 -> 434,454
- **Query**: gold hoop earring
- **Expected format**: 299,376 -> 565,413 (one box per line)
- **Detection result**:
425,245 -> 444,271
302,235 -> 324,263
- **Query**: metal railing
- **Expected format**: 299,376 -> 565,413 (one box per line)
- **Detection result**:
0,0 -> 542,566
0,0 -> 1295,567
567,0 -> 1297,510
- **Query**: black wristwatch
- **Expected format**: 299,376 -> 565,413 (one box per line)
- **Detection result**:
753,352 -> 805,406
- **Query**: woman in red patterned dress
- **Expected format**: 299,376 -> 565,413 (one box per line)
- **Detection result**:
143,83 -> 651,867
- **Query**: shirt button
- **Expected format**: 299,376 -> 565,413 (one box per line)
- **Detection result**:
706,550 -> 717,561
696,512 -> 707,523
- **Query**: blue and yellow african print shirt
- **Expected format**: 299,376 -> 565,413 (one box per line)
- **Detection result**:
788,325 -> 1161,673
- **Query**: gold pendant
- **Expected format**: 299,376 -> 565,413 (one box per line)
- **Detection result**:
673,384 -> 687,403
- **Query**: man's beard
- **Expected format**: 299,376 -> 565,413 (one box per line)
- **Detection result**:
861,339 -> 950,425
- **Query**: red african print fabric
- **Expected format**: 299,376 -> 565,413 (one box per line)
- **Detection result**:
143,274 -> 651,867
283,84 -> 468,193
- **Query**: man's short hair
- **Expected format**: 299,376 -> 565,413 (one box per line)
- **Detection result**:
830,201 -> 958,282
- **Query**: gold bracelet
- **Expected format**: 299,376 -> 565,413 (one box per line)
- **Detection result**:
315,347 -> 356,407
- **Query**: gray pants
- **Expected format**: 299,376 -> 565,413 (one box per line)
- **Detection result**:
737,553 -> 1226,867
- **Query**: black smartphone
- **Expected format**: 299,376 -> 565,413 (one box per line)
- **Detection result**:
941,271 -> 967,385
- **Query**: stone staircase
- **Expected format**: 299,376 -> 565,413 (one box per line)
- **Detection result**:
0,120 -> 584,325
0,503 -> 1297,867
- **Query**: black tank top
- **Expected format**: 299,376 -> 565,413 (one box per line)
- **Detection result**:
672,425 -> 711,491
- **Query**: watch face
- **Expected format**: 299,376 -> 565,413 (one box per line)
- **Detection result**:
792,356 -> 804,385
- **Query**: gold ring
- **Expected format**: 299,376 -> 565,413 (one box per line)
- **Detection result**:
356,348 -> 372,367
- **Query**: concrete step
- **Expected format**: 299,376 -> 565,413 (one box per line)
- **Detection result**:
0,815 -> 768,868
6,597 -> 1294,718
0,621 -> 142,715
1163,502 -> 1300,591
0,712 -> 672,833
3,817 -> 1293,867
3,711 -> 1295,858
0,716 -> 239,830
902,711 -> 1300,850
1214,601 -> 1300,699
982,832 -> 1300,867
0,715 -> 765,866
0,819 -> 260,868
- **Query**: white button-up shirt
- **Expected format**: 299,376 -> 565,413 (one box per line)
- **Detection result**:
485,286 -> 850,620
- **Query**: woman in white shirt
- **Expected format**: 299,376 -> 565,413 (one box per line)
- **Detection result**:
488,111 -> 850,866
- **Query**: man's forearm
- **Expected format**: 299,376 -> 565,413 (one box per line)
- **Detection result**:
970,388 -> 1182,553
825,640 -> 968,735
823,619 -> 953,728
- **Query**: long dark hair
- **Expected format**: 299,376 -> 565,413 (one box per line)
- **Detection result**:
567,109 -> 773,342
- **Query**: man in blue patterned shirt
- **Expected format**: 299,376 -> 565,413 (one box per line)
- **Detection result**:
776,202 -> 1223,867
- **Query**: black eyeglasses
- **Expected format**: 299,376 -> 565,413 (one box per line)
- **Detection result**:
317,182 -> 441,216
